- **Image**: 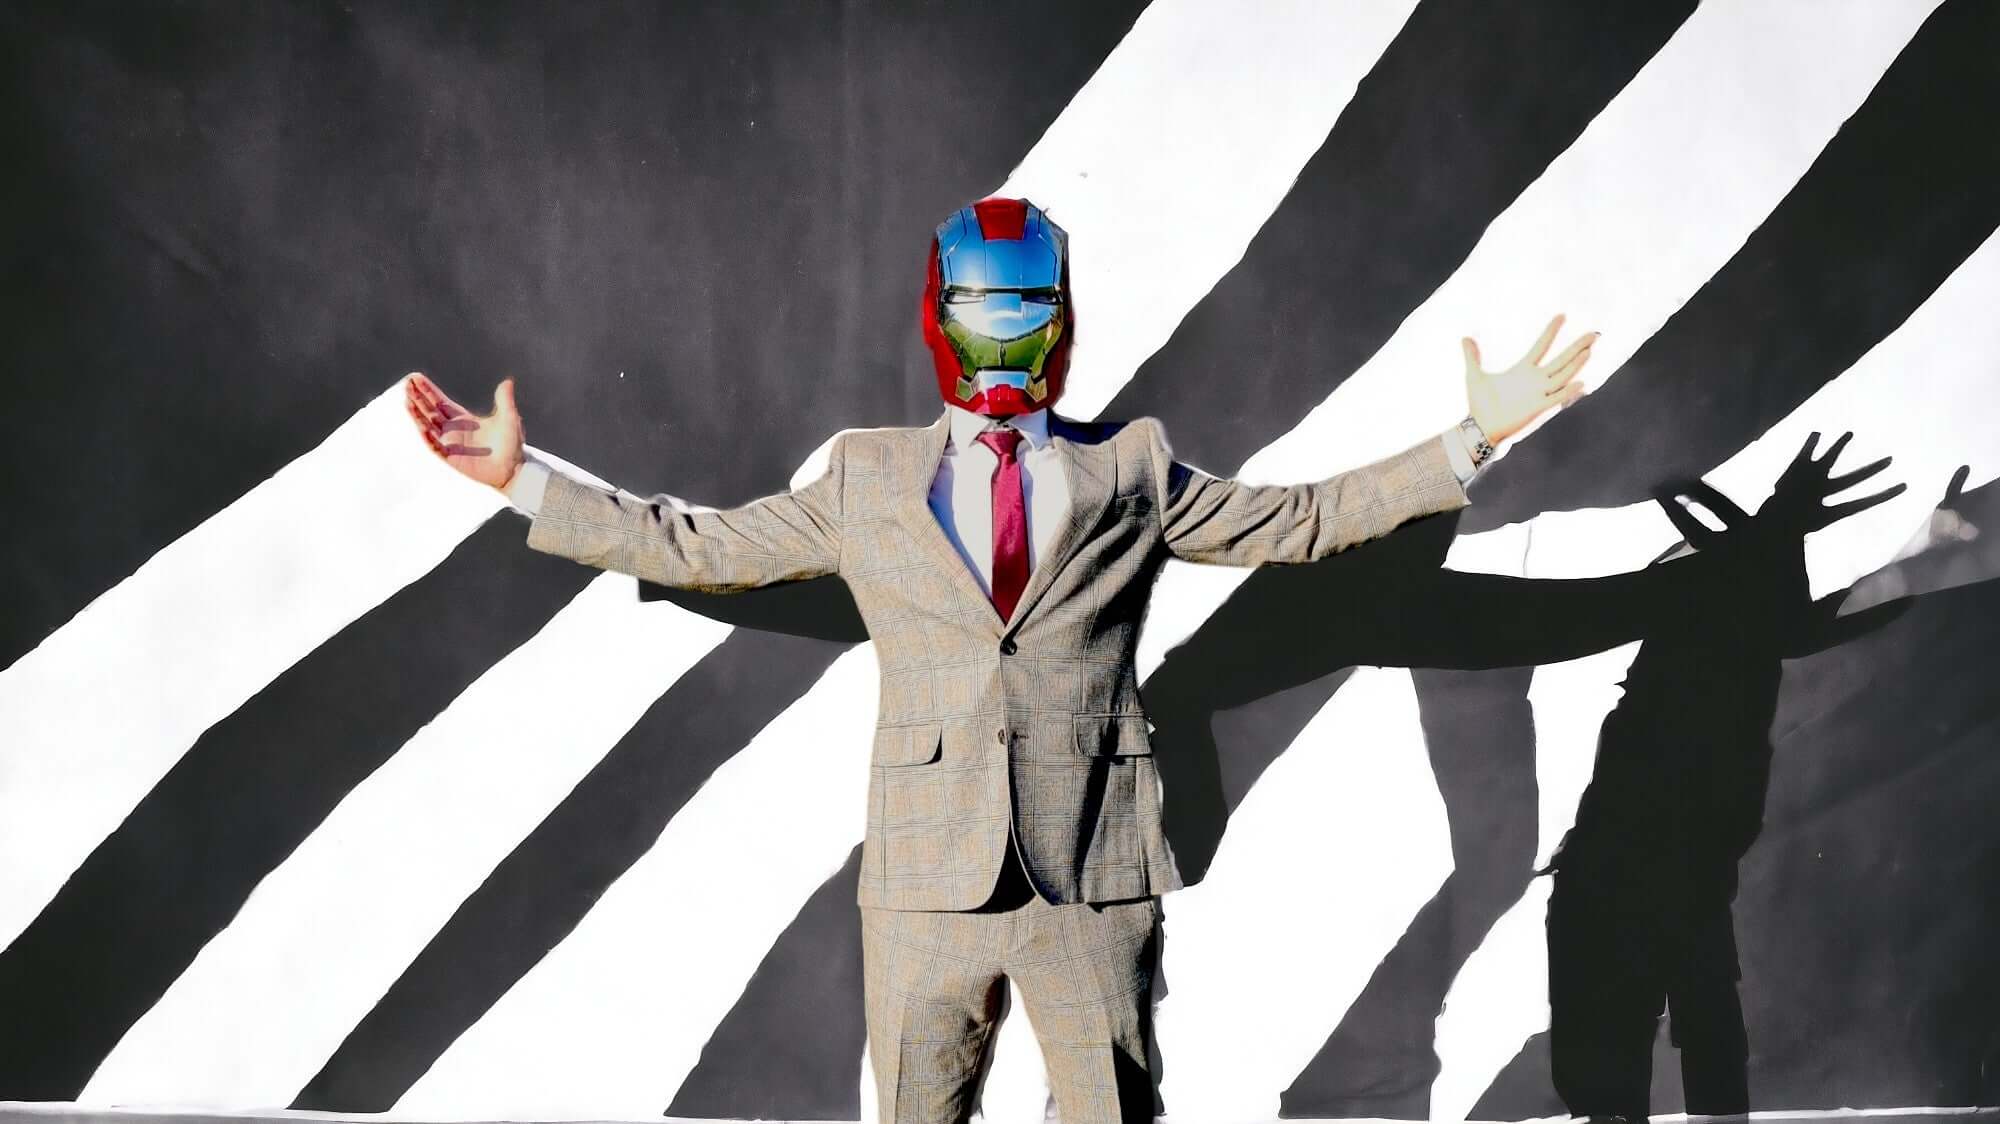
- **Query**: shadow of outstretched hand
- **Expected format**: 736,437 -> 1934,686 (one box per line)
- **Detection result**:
1653,430 -> 1910,658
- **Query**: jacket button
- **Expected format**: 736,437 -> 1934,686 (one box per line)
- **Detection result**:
996,727 -> 1009,745
999,638 -> 1018,656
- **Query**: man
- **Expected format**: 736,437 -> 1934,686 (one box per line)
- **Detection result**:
404,196 -> 1594,1123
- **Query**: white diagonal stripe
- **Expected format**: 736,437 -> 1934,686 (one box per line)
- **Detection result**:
0,383 -> 506,957
1154,667 -> 1452,1122
394,645 -> 879,1118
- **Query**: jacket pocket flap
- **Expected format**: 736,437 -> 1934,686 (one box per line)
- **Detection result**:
1072,714 -> 1154,756
872,723 -> 943,767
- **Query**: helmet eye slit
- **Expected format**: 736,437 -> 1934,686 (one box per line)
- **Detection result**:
941,287 -> 1063,305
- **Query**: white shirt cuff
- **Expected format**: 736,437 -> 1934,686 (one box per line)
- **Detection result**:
504,451 -> 553,515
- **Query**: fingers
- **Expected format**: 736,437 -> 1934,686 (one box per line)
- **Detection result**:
1516,313 -> 1565,368
416,372 -> 458,416
1543,330 -> 1599,377
1790,430 -> 1822,472
405,382 -> 478,436
406,394 -> 449,462
1944,463 -> 1969,506
1462,337 -> 1483,374
1820,481 -> 1907,527
1679,478 -> 1753,529
496,376 -> 519,418
405,374 -> 441,420
412,415 -> 487,462
417,424 -> 452,462
409,379 -> 453,431
408,371 -> 468,419
1542,347 -> 1594,396
1544,356 -> 1592,396
406,373 -> 496,468
1656,494 -> 1723,548
405,392 -> 442,436
1824,453 -> 1893,492
1654,477 -> 1729,546
407,372 -> 443,415
1814,430 -> 1855,466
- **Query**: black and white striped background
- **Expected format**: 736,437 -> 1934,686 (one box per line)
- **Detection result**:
2,1 -> 1997,1119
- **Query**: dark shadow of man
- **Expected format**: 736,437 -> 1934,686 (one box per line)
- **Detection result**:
1541,433 -> 1911,1120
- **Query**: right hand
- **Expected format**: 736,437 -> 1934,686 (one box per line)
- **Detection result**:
405,372 -> 526,492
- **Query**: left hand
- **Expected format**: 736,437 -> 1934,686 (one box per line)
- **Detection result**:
1462,313 -> 1596,444
1658,430 -> 1903,553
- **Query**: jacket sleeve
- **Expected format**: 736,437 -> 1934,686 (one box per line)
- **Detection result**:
1143,418 -> 1470,566
520,435 -> 847,592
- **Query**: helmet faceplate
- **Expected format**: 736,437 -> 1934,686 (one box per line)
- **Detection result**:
921,197 -> 1073,417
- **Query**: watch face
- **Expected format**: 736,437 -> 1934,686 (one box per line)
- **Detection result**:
1460,418 -> 1492,460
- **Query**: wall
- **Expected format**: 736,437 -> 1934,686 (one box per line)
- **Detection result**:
2,0 -> 1996,1119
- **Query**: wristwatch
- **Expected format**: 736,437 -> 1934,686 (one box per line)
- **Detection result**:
1457,415 -> 1494,467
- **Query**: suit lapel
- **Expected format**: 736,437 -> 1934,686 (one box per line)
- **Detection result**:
1003,416 -> 1115,633
891,411 -> 1006,635
890,409 -> 1117,635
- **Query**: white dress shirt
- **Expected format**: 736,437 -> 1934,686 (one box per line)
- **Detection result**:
502,410 -> 1489,588
927,407 -> 1068,596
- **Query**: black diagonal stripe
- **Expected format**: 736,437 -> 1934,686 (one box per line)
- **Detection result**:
1107,0 -> 1697,474
1727,574 -> 2000,1108
0,0 -> 1143,668
671,0 -> 1700,1099
666,846 -> 866,1122
0,519 -> 589,1098
291,626 -> 850,1111
1460,0 -> 2000,534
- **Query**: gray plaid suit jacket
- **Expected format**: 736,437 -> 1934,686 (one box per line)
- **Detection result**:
522,409 -> 1470,910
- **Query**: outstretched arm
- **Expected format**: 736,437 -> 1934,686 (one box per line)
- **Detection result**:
1154,313 -> 1596,566
405,373 -> 843,592
523,454 -> 843,592
1151,422 -> 1475,566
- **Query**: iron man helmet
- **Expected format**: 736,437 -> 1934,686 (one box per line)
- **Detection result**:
921,196 -> 1073,417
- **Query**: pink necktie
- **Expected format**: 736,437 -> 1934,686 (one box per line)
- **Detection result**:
975,427 -> 1029,621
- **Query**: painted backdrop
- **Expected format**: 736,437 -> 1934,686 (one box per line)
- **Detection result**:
3,1 -> 1997,1120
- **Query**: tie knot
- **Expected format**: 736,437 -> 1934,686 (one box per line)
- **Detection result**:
975,427 -> 1024,462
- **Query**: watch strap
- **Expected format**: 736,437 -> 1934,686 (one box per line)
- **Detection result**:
1458,415 -> 1494,466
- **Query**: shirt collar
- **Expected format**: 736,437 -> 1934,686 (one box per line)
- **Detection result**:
947,405 -> 1053,453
